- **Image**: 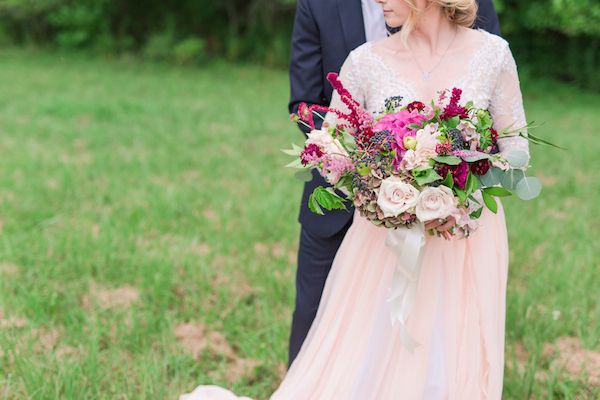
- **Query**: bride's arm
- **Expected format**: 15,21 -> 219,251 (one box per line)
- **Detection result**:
488,43 -> 530,160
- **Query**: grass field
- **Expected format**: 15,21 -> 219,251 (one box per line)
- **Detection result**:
0,49 -> 598,399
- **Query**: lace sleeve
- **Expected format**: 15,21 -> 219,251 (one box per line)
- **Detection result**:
489,43 -> 530,159
323,51 -> 365,127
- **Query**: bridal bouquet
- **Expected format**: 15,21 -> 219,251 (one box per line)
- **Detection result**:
286,73 -> 552,237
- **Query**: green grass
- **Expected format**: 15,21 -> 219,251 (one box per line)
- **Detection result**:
0,49 -> 598,399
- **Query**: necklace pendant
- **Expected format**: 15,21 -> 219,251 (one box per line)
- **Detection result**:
422,72 -> 430,81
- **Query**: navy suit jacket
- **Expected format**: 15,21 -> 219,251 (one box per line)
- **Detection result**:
289,0 -> 501,238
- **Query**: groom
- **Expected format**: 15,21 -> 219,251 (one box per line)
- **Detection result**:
288,0 -> 501,365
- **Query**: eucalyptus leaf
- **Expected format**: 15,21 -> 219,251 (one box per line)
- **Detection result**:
480,167 -> 501,187
433,155 -> 462,165
461,151 -> 491,162
515,176 -> 542,200
499,169 -> 525,190
505,150 -> 530,169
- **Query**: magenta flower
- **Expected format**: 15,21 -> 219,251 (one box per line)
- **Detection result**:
374,110 -> 427,161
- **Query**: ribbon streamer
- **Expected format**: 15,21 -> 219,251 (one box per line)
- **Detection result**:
385,223 -> 426,351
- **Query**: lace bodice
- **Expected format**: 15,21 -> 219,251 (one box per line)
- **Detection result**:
326,29 -> 529,156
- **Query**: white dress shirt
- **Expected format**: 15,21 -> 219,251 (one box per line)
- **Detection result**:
361,0 -> 388,42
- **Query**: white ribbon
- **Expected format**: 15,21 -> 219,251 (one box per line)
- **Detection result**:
385,223 -> 426,351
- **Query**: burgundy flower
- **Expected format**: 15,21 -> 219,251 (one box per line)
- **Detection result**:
300,143 -> 324,166
470,159 -> 491,176
406,101 -> 426,112
435,163 -> 453,179
440,88 -> 469,120
452,160 -> 470,189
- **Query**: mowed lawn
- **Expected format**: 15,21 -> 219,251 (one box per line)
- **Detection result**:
0,49 -> 598,399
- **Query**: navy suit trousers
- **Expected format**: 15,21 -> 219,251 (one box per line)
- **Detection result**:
288,220 -> 353,366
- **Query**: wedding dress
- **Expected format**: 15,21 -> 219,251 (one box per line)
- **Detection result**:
181,28 -> 529,400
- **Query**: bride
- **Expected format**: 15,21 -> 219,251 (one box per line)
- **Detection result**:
182,0 -> 528,398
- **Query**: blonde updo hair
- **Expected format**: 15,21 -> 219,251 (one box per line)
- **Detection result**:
400,0 -> 478,44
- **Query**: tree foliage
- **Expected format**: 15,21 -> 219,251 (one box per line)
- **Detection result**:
0,0 -> 597,88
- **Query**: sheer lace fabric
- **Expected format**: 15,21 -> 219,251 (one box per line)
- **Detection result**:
326,29 -> 529,158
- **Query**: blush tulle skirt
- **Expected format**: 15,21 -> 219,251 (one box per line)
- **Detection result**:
181,205 -> 509,400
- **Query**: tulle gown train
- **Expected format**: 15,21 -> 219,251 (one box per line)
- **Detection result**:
181,29 -> 528,399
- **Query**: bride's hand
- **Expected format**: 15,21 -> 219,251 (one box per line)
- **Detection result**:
425,216 -> 456,240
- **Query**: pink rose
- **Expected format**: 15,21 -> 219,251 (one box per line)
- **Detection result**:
416,186 -> 458,222
376,176 -> 420,217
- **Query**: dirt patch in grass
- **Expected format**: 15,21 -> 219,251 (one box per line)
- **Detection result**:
174,322 -> 260,383
82,283 -> 140,309
0,263 -> 19,276
543,336 -> 600,386
0,309 -> 27,329
510,338 -> 600,386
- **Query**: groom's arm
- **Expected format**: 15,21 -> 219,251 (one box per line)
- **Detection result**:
289,0 -> 326,135
475,0 -> 501,36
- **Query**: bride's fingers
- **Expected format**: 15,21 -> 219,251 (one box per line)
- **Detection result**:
436,217 -> 456,232
425,219 -> 444,230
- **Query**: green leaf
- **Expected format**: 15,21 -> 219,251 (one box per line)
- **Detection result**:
406,123 -> 423,130
482,190 -> 498,214
525,132 -> 566,150
455,188 -> 468,205
285,158 -> 305,169
308,192 -> 324,215
483,186 -> 512,197
281,143 -> 304,156
433,155 -> 462,165
515,176 -> 542,200
309,186 -> 348,213
294,169 -> 313,182
446,116 -> 460,129
469,206 -> 484,219
442,172 -> 454,188
466,172 -> 478,195
342,131 -> 357,150
413,167 -> 442,186
358,164 -> 371,176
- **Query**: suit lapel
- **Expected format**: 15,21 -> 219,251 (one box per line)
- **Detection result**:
337,0 -> 366,52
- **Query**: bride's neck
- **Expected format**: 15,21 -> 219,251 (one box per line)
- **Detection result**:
399,7 -> 458,54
